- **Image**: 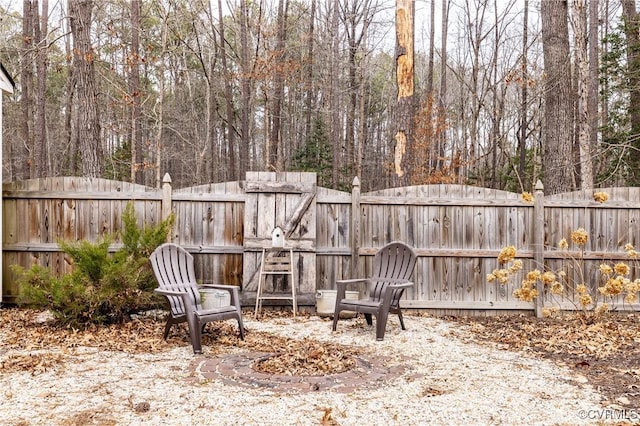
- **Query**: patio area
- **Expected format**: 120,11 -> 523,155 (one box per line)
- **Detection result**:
0,309 -> 620,425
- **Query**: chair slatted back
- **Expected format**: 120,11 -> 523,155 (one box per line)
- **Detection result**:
150,243 -> 202,316
369,242 -> 417,305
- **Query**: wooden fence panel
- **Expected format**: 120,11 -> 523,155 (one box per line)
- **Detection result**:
316,186 -> 351,291
539,188 -> 640,310
2,177 -> 161,303
4,177 -> 640,316
173,181 -> 244,286
357,184 -> 535,312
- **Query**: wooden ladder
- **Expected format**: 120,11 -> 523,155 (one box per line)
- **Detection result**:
254,247 -> 297,318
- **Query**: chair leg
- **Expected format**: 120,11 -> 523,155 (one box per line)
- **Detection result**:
397,310 -> 407,330
331,308 -> 341,331
237,315 -> 245,340
187,315 -> 203,354
364,313 -> 373,326
163,319 -> 173,340
163,315 -> 185,340
376,311 -> 389,341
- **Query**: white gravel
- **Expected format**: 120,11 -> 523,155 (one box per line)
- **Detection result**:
0,314 -> 617,425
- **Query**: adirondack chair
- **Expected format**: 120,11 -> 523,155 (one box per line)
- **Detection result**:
332,241 -> 417,341
150,243 -> 245,354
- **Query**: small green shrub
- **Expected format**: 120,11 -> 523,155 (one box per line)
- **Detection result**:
15,202 -> 174,327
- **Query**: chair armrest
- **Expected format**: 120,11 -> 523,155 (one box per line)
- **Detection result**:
154,288 -> 186,297
155,287 -> 198,317
335,278 -> 368,288
388,281 -> 414,290
380,281 -> 414,308
200,283 -> 238,290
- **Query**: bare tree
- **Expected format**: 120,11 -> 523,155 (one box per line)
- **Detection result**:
436,0 -> 450,171
152,0 -> 170,188
572,0 -> 593,189
541,0 -> 574,193
330,0 -> 340,188
33,0 -> 48,177
130,0 -> 143,184
588,0 -> 599,181
218,0 -> 237,179
304,0 -> 316,145
239,0 -> 252,177
269,0 -> 287,172
69,0 -> 103,177
518,0 -> 529,185
622,0 -> 640,185
20,0 -> 34,179
342,0 -> 376,181
394,0 -> 414,184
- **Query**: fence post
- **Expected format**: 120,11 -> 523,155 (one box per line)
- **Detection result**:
351,176 -> 361,278
162,173 -> 172,242
533,179 -> 545,317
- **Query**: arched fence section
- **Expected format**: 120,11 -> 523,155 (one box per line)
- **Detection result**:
4,173 -> 640,316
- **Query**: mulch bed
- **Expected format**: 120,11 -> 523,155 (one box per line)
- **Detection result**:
446,312 -> 640,408
0,308 -> 361,377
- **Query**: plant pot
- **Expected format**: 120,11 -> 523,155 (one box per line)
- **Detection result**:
315,289 -> 359,318
200,289 -> 231,310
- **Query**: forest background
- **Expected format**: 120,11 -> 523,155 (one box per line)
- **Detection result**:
0,0 -> 639,195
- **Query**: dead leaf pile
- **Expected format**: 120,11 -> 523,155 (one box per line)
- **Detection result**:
0,308 -> 363,377
252,338 -> 358,376
0,308 -> 176,355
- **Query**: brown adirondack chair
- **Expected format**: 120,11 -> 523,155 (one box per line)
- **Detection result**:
150,243 -> 245,354
332,241 -> 417,341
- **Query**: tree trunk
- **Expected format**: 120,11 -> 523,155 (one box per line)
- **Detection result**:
425,0 -> 435,173
427,0 -> 435,97
518,0 -> 529,186
239,0 -> 251,177
330,0 -> 340,188
541,0 -> 574,194
63,11 -> 76,175
154,2 -> 169,188
394,0 -> 414,185
588,0 -> 599,183
269,0 -> 287,172
490,0 -> 501,189
130,0 -> 143,184
70,0 -> 103,177
622,0 -> 640,185
33,0 -> 48,178
21,0 -> 34,179
304,0 -> 316,147
572,0 -> 593,189
346,3 -> 357,180
437,0 -> 449,171
218,0 -> 237,180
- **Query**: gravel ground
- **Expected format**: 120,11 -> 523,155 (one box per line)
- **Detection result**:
0,313 -> 617,426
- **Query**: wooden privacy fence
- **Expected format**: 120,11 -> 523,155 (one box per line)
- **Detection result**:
4,173 -> 640,316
